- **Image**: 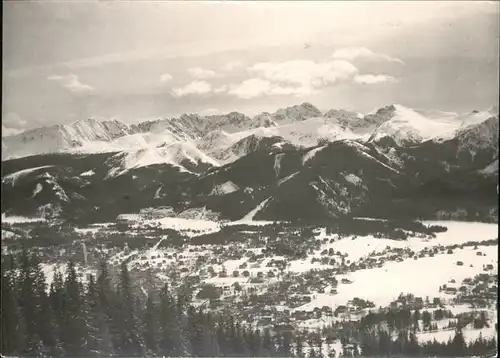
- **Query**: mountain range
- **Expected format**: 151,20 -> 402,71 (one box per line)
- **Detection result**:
1,102 -> 498,224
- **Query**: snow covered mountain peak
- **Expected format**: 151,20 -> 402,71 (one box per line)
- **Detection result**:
2,117 -> 132,160
368,105 -> 458,146
272,102 -> 322,122
488,105 -> 498,116
106,141 -> 219,178
249,112 -> 278,129
3,102 -> 497,163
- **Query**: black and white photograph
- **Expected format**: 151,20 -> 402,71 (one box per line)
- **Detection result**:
1,1 -> 499,357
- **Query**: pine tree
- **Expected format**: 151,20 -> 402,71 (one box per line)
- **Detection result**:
262,327 -> 275,356
200,319 -> 221,357
96,260 -> 120,353
231,321 -> 247,356
253,329 -> 264,356
215,318 -> 227,356
18,249 -> 38,353
277,331 -> 292,357
31,254 -> 55,354
86,274 -> 113,356
412,309 -> 421,332
49,269 -> 66,350
1,257 -> 22,355
407,331 -> 420,356
61,260 -> 88,356
158,283 -> 181,356
451,328 -> 467,356
143,294 -> 158,353
116,263 -> 144,356
308,339 -> 317,358
186,306 -> 202,356
378,328 -> 391,355
295,333 -> 305,358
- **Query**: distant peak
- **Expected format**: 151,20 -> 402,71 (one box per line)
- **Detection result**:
300,102 -> 316,108
486,105 -> 498,116
73,117 -> 100,125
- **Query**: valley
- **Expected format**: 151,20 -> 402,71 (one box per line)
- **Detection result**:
1,214 -> 498,356
1,102 -> 498,357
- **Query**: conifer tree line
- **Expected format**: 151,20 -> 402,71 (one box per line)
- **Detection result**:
1,251 -> 497,357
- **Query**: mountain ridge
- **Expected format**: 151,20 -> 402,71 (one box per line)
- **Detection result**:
3,102 -> 497,162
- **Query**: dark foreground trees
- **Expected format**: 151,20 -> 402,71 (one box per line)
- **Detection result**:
1,251 -> 497,357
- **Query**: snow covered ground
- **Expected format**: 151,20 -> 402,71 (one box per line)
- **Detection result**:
417,325 -> 496,344
283,221 -> 498,311
155,217 -> 221,235
330,245 -> 497,308
2,165 -> 55,185
1,213 -> 46,224
313,220 -> 498,261
240,197 -> 273,221
42,262 -> 98,291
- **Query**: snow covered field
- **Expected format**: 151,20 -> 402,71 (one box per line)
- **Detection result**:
42,262 -> 98,291
331,245 -> 497,308
1,213 -> 46,224
313,220 -> 498,261
284,221 -> 497,311
417,325 -> 497,344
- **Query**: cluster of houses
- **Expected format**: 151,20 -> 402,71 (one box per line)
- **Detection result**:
451,273 -> 498,308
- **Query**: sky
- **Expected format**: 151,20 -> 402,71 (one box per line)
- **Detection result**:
2,1 -> 499,135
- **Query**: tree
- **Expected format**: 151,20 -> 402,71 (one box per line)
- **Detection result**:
31,254 -> 56,355
116,263 -> 143,356
295,333 -> 305,358
421,311 -> 432,330
262,327 -> 275,356
250,329 -> 263,356
18,249 -> 38,353
451,328 -> 467,356
412,309 -> 421,332
1,257 -> 24,355
196,284 -> 221,301
308,339 -> 317,358
60,260 -> 88,356
277,331 -> 292,357
142,294 -> 158,352
86,274 -> 113,356
158,283 -> 182,356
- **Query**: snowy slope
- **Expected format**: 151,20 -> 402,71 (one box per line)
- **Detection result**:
6,103 -> 496,162
271,102 -> 323,123
105,141 -> 220,178
2,165 -> 56,185
454,116 -> 499,157
2,118 -> 131,160
369,105 -> 462,146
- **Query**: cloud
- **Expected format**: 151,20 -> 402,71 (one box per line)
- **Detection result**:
168,58 -> 398,99
353,74 -> 398,84
332,47 -> 404,64
171,80 -> 212,97
187,67 -> 217,79
227,78 -> 317,99
222,61 -> 243,71
214,85 -> 228,94
2,113 -> 27,137
160,73 -> 173,82
200,108 -> 222,116
228,78 -> 273,99
2,125 -> 23,137
48,73 -> 94,93
3,112 -> 27,129
249,60 -> 359,88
